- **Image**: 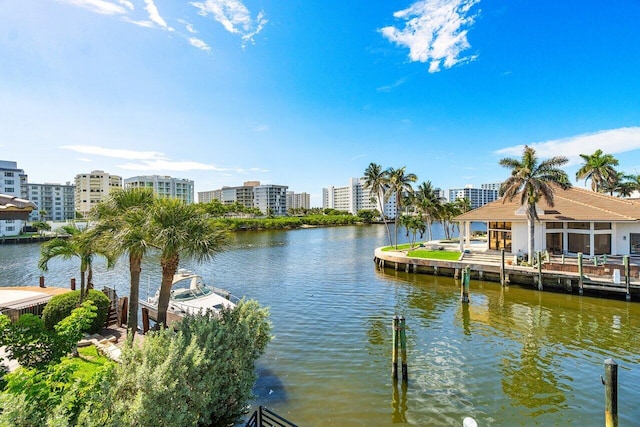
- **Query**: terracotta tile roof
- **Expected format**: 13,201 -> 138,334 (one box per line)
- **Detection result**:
455,186 -> 640,222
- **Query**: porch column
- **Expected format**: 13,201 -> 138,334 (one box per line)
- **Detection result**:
465,221 -> 471,247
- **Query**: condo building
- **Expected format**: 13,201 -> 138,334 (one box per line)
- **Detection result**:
124,175 -> 194,204
323,177 -> 397,218
25,182 -> 75,221
0,160 -> 29,236
198,181 -> 289,216
74,170 -> 122,217
448,185 -> 499,210
286,191 -> 311,210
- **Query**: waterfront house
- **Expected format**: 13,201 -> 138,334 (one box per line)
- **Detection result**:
0,194 -> 36,236
455,186 -> 640,257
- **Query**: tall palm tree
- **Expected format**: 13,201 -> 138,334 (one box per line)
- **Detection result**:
363,163 -> 392,246
386,167 -> 417,249
92,188 -> 155,336
149,198 -> 229,326
575,149 -> 619,192
39,224 -> 115,303
415,181 -> 443,242
499,145 -> 571,262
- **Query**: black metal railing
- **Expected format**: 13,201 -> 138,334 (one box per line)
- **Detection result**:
245,406 -> 297,427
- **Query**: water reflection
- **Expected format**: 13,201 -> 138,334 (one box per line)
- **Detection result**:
391,379 -> 408,423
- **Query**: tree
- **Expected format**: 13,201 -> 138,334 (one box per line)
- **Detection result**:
415,181 -> 443,242
38,225 -> 115,303
149,198 -> 229,326
499,145 -> 571,262
575,149 -> 619,192
386,167 -> 417,249
363,163 -> 393,246
92,188 -> 155,337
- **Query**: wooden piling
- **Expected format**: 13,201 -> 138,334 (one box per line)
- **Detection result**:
537,251 -> 543,291
119,297 -> 129,326
70,278 -> 76,290
461,266 -> 470,303
405,263 -> 409,272
39,275 -> 45,288
604,358 -> 618,427
141,307 -> 150,334
399,316 -> 408,382
624,256 -> 630,301
500,249 -> 505,286
392,316 -> 400,380
578,252 -> 584,295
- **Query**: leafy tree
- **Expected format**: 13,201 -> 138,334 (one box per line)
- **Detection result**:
31,221 -> 51,234
92,188 -> 155,336
363,162 -> 392,245
414,181 -> 443,242
386,167 -> 417,249
357,209 -> 379,223
149,198 -> 229,326
79,300 -> 271,426
575,149 -> 619,192
499,145 -> 571,262
42,289 -> 110,334
39,225 -> 115,303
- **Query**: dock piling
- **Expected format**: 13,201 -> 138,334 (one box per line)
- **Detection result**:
392,316 -> 399,380
39,275 -> 45,288
537,251 -> 543,290
578,252 -> 584,295
461,266 -> 470,303
399,316 -> 408,382
603,358 -> 618,427
624,256 -> 630,301
70,278 -> 76,290
500,249 -> 505,286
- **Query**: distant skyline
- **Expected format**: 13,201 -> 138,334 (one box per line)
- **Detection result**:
1,1 -> 639,206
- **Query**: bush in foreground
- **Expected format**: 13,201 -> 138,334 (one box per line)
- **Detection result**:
80,299 -> 271,426
42,290 -> 110,333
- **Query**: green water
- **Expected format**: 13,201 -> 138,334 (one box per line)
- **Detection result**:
1,225 -> 639,426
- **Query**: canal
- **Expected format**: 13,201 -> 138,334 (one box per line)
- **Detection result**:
1,224 -> 639,426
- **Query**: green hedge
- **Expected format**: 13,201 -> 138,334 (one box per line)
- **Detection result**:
42,290 -> 110,333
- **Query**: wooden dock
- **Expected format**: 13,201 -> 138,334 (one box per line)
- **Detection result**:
373,248 -> 640,300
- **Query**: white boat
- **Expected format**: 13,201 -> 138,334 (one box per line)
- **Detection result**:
140,269 -> 238,327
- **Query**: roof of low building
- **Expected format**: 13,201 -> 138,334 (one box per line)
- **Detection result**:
0,194 -> 37,220
455,186 -> 640,222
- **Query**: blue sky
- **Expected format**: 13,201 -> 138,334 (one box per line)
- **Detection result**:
1,0 -> 639,206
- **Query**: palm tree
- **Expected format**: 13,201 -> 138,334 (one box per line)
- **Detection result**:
92,188 -> 155,336
386,167 -> 417,249
149,198 -> 229,326
363,163 -> 392,246
415,181 -> 443,242
39,224 -> 115,303
499,145 -> 571,262
575,149 -> 619,192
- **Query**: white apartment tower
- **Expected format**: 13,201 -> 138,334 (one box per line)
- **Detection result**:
74,170 -> 122,217
323,177 -> 397,218
124,175 -> 194,204
286,192 -> 311,210
254,184 -> 288,216
448,185 -> 499,210
26,182 -> 75,221
0,160 -> 29,236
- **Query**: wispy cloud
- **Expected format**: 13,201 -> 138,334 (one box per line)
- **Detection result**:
119,159 -> 219,171
495,127 -> 640,166
144,0 -> 171,30
380,0 -> 480,73
190,0 -> 267,46
60,0 -> 129,15
376,77 -> 407,93
189,37 -> 211,52
60,145 -> 164,160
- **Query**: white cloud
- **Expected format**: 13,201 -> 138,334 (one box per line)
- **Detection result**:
144,0 -> 171,30
61,0 -> 128,15
60,145 -> 165,160
117,0 -> 134,11
190,0 -> 267,46
376,77 -> 407,93
380,0 -> 480,73
118,159 -> 219,171
189,37 -> 211,52
495,127 -> 640,166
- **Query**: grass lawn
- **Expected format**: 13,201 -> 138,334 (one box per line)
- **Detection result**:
381,243 -> 414,251
57,345 -> 114,381
407,250 -> 461,260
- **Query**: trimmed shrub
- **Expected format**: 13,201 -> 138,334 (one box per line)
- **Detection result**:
42,290 -> 110,333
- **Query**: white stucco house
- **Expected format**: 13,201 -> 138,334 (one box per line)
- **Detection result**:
455,186 -> 640,257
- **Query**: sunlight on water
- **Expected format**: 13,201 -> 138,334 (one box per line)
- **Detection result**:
2,224 -> 640,426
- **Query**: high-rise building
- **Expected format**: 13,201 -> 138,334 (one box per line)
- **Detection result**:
0,160 -> 29,236
253,184 -> 288,216
323,177 -> 397,218
448,185 -> 499,210
74,170 -> 122,217
25,182 -> 75,221
286,191 -> 311,210
124,175 -> 194,204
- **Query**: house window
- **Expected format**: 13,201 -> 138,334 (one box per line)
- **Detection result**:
568,233 -> 590,253
489,230 -> 512,252
547,222 -> 564,229
546,233 -> 563,254
594,234 -> 611,255
594,222 -> 612,230
568,222 -> 590,230
631,234 -> 640,255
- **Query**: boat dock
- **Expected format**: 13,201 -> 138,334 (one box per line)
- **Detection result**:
374,248 -> 640,300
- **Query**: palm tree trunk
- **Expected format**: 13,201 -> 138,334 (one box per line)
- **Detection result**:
527,205 -> 536,264
79,271 -> 86,304
127,255 -> 142,336
378,193 -> 392,246
157,255 -> 180,327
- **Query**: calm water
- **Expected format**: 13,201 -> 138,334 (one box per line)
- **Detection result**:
1,225 -> 640,426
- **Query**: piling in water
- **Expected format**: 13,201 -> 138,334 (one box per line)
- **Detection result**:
578,252 -> 584,295
399,316 -> 408,382
461,266 -> 470,303
604,358 -> 618,427
392,316 -> 399,380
